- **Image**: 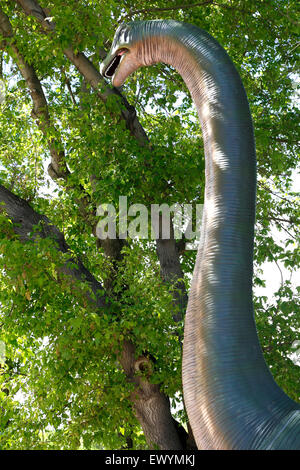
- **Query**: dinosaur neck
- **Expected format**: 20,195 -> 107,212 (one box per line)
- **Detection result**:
133,21 -> 300,450
136,22 -> 257,286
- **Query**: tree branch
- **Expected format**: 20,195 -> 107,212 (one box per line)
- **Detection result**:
0,8 -> 69,180
0,183 -> 109,310
0,8 -> 101,236
61,66 -> 76,105
16,0 -> 150,147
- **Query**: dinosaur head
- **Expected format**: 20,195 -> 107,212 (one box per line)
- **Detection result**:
100,23 -> 139,87
100,21 -> 165,87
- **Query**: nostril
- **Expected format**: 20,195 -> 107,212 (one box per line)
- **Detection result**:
117,48 -> 128,56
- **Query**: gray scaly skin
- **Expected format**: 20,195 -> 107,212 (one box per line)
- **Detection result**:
101,20 -> 300,450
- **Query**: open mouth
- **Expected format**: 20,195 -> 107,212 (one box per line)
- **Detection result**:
103,48 -> 129,78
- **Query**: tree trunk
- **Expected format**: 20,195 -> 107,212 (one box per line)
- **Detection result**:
119,340 -> 185,450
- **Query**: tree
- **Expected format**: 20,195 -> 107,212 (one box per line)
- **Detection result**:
0,0 -> 299,450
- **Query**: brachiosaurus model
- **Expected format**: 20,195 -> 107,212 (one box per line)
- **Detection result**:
101,20 -> 300,450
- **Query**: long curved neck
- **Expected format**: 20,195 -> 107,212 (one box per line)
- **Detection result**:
132,21 -> 300,450
137,21 -> 257,292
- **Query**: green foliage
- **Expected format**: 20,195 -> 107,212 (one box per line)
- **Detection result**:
0,0 -> 299,449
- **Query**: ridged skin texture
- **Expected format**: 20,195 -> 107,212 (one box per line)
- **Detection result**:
102,20 -> 300,450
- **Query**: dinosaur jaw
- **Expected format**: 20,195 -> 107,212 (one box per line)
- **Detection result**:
101,48 -> 129,84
